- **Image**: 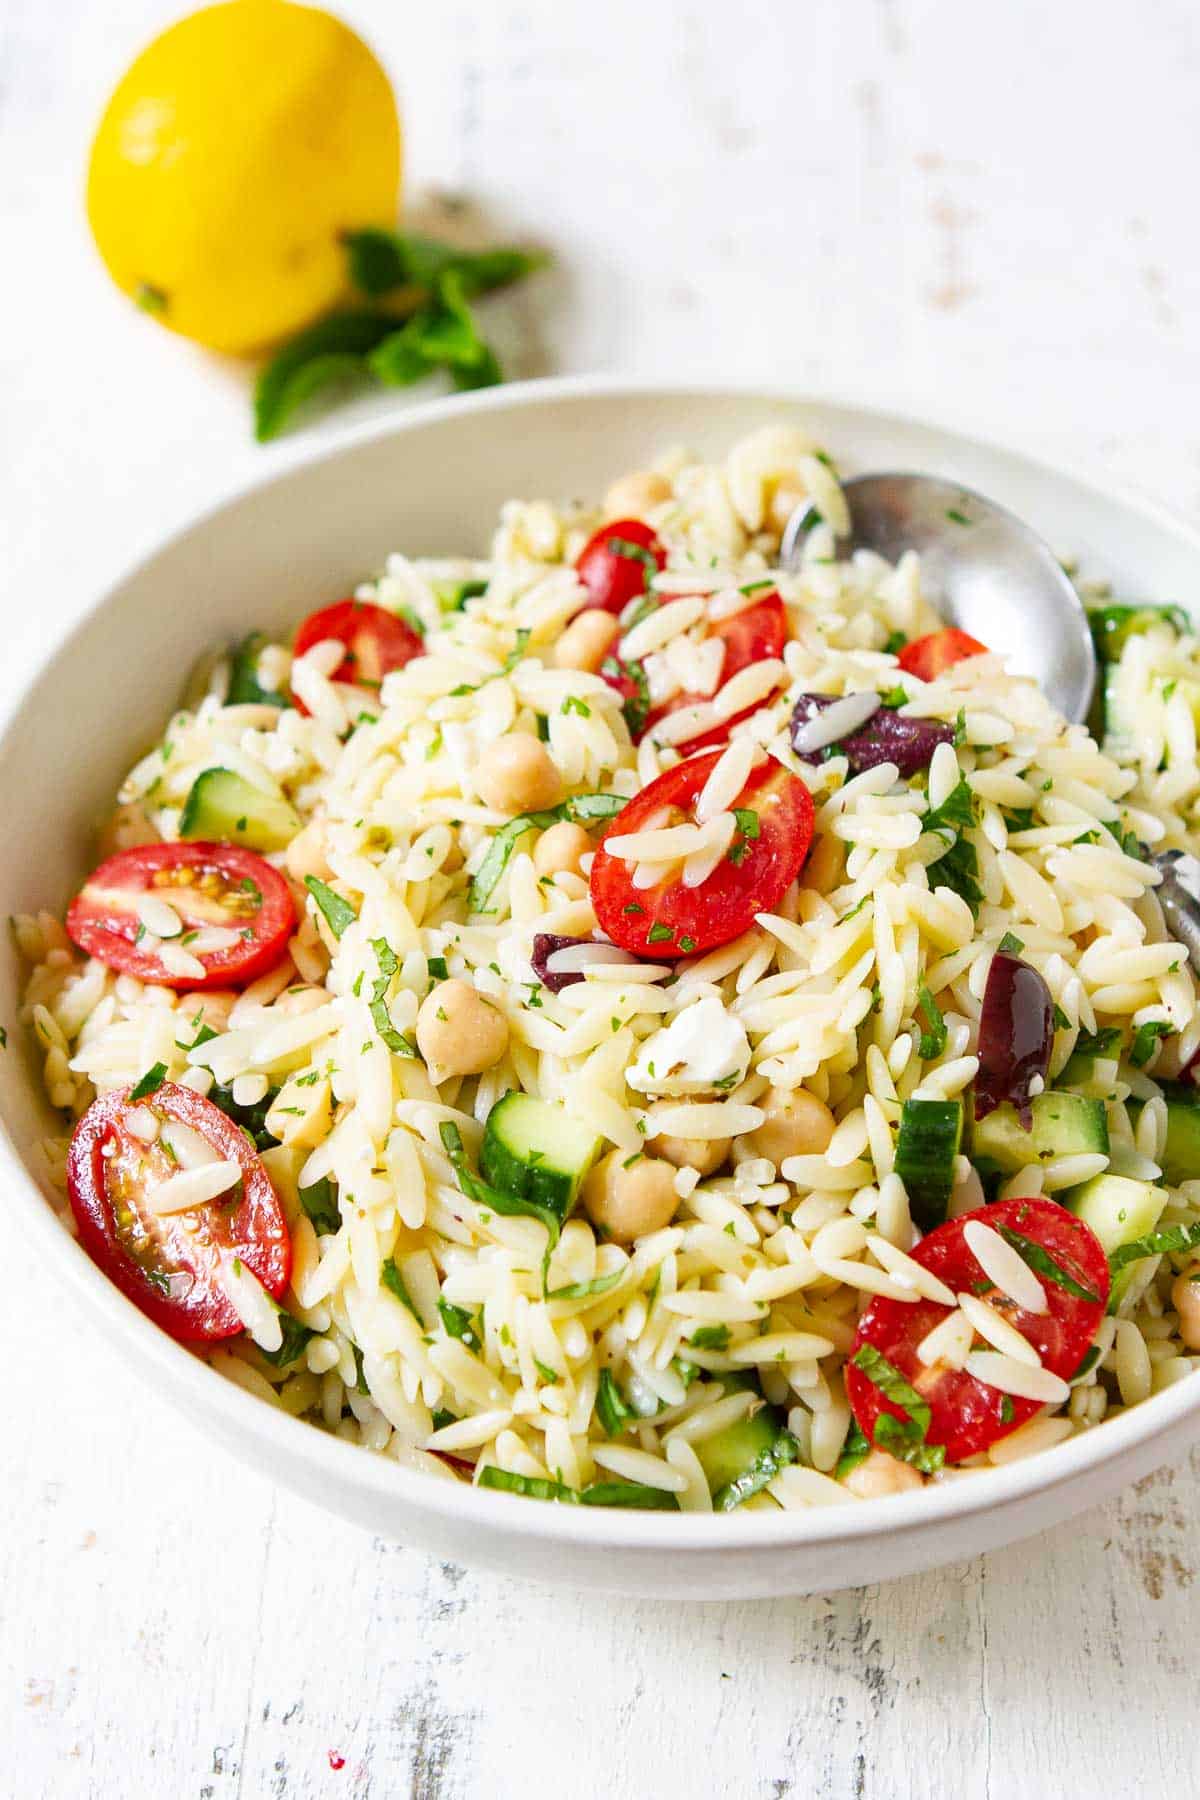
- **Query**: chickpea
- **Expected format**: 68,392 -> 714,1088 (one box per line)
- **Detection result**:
266,1074 -> 332,1150
1172,1269 -> 1200,1349
285,819 -> 332,886
747,1086 -> 836,1166
533,821 -> 592,879
604,470 -> 673,519
553,609 -> 621,675
765,476 -> 808,537
181,989 -> 236,1035
98,801 -> 159,858
582,1150 -> 679,1245
272,984 -> 328,1017
643,1105 -> 730,1177
416,978 -> 508,1079
843,1448 -> 924,1500
476,735 -> 564,815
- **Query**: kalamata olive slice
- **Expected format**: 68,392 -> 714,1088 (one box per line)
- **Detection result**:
975,952 -> 1054,1126
790,693 -> 954,777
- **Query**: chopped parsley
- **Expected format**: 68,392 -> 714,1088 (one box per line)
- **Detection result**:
128,1062 -> 168,1102
304,876 -> 357,939
997,931 -> 1025,955
916,985 -> 947,1061
1130,1019 -> 1174,1068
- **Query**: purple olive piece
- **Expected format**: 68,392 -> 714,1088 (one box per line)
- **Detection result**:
531,933 -> 590,993
790,693 -> 954,777
975,952 -> 1054,1127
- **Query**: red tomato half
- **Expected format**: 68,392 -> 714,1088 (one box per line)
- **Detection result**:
66,1082 -> 291,1342
575,518 -> 666,614
897,629 -> 988,682
846,1197 -> 1109,1465
590,749 -> 814,958
292,599 -> 423,713
644,593 -> 788,752
66,842 -> 295,991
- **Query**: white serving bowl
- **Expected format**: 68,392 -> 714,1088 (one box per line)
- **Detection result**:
5,378 -> 1200,1600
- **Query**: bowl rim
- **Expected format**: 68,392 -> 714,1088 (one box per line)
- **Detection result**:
7,371 -> 1200,1553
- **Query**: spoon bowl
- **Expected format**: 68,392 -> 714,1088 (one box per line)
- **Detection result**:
781,472 -> 1096,723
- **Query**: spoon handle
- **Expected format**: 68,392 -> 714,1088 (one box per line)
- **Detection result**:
1152,852 -> 1200,979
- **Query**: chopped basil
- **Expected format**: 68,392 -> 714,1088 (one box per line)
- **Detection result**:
996,1225 -> 1102,1303
209,1079 -> 279,1150
437,1297 -> 482,1350
469,792 -> 625,913
997,931 -> 1024,955
605,536 -> 659,584
304,876 -> 357,939
427,956 -> 448,981
534,1358 -> 560,1385
440,1121 -> 562,1279
851,1343 -> 944,1470
916,985 -> 946,1061
1109,1220 -> 1200,1273
259,1313 -> 315,1368
647,921 -> 675,945
298,1175 -> 340,1236
579,1482 -> 679,1510
128,1062 -> 168,1103
834,1419 -> 872,1480
478,1466 -> 578,1504
1130,1019 -> 1174,1068
596,1368 -> 635,1436
923,775 -> 983,914
380,1256 -> 422,1321
1071,1344 -> 1102,1381
689,1324 -> 731,1351
547,1268 -> 625,1301
367,937 -> 418,1056
561,695 -> 591,718
501,628 -> 531,673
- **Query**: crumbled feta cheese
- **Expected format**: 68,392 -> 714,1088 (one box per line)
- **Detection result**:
627,995 -> 749,1095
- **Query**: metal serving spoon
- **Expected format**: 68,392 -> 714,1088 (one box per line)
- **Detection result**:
780,472 -> 1095,723
781,471 -> 1200,977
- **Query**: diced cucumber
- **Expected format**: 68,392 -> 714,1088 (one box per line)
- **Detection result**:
1067,1173 -> 1167,1305
178,767 -> 302,853
1100,661 -> 1138,759
971,1091 -> 1109,1176
693,1398 -> 798,1511
479,1092 -> 601,1222
1151,1084 -> 1200,1186
1059,1027 -> 1121,1089
895,1099 -> 963,1233
1087,602 -> 1190,662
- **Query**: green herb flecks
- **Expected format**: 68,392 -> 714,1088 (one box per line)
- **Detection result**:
367,938 -> 418,1057
128,1063 -> 168,1103
304,876 -> 357,939
923,776 -> 983,915
468,792 -> 625,913
1130,1019 -> 1174,1068
596,1368 -> 635,1437
258,1312 -> 315,1368
437,1297 -> 482,1350
380,1256 -> 422,1321
916,985 -> 947,1061
995,1225 -> 1102,1304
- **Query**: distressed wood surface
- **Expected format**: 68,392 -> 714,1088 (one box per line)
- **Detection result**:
4,1 -> 1200,1793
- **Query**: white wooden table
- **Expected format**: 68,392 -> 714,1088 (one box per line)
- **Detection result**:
5,2 -> 1200,1793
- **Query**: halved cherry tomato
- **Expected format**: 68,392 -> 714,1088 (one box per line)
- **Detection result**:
66,1082 -> 291,1343
643,593 -> 788,752
575,518 -> 666,615
590,748 -> 814,958
846,1196 -> 1109,1465
897,628 -> 988,682
66,842 -> 295,991
292,599 -> 423,713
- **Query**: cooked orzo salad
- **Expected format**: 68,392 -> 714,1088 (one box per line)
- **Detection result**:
20,425 -> 1200,1512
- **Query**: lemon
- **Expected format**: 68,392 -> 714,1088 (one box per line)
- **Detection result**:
87,0 -> 401,355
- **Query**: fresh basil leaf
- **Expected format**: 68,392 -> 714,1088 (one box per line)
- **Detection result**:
209,1079 -> 279,1151
873,1415 -> 946,1473
226,632 -> 292,708
368,937 -> 418,1057
380,1256 -> 422,1321
996,1225 -> 1103,1303
298,1175 -> 340,1236
437,1297 -> 481,1350
469,793 -> 624,912
547,1269 -> 625,1301
304,876 -> 357,939
580,1482 -> 679,1510
595,1368 -> 635,1437
128,1062 -> 168,1103
1130,1019 -> 1174,1068
689,1324 -> 731,1351
259,1313 -> 315,1368
851,1343 -> 932,1437
916,984 -> 947,1061
478,1466 -> 578,1503
924,776 -> 976,838
1109,1220 -> 1200,1273
254,311 -> 397,442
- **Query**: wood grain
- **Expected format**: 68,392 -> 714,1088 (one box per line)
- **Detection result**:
4,0 -> 1200,1792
